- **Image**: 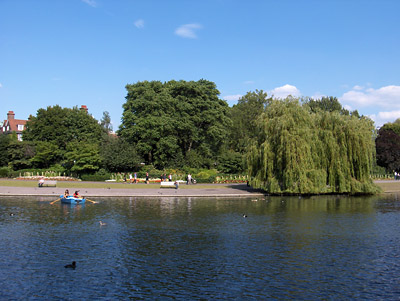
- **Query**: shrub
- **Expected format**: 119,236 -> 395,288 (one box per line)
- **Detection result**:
81,169 -> 111,182
0,167 -> 10,178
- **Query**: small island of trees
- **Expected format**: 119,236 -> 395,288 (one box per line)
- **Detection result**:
0,79 -> 395,195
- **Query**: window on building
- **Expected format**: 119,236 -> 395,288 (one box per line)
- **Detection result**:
17,133 -> 23,141
17,124 -> 24,131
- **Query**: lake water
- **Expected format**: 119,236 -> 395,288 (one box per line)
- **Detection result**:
1,195 -> 400,300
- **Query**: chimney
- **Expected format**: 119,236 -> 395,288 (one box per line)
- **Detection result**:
7,111 -> 15,120
80,105 -> 88,112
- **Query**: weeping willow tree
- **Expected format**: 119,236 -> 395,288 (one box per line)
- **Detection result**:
247,98 -> 380,194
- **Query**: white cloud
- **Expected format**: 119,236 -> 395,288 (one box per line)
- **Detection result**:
340,85 -> 400,109
352,85 -> 364,91
270,84 -> 301,99
369,111 -> 400,128
134,19 -> 144,28
175,23 -> 202,39
81,0 -> 97,7
339,85 -> 400,127
223,94 -> 242,102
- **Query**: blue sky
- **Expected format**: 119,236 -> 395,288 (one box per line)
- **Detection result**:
1,0 -> 399,129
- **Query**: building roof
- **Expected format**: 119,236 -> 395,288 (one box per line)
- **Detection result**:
3,119 -> 27,132
1,111 -> 28,134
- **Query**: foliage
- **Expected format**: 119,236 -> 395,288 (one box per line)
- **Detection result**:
118,80 -> 231,168
64,141 -> 102,175
0,167 -> 10,177
100,135 -> 142,172
7,139 -> 35,170
0,134 -> 11,167
30,141 -> 61,168
192,169 -> 218,183
217,151 -> 244,174
23,105 -> 103,149
80,169 -> 111,181
375,122 -> 400,172
303,96 -> 360,117
100,111 -> 113,133
247,98 -> 380,195
228,90 -> 271,153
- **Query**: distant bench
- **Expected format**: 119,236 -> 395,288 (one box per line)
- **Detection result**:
160,181 -> 178,189
39,180 -> 57,187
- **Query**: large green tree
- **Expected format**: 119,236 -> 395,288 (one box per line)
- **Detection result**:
375,120 -> 400,172
228,90 -> 271,153
118,80 -> 231,168
24,105 -> 103,149
247,98 -> 379,194
304,96 -> 361,117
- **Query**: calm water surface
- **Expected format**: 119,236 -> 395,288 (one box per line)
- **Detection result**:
1,195 -> 400,300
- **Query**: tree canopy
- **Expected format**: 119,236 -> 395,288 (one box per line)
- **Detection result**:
375,120 -> 400,172
118,80 -> 231,168
228,90 -> 271,153
247,98 -> 379,194
24,105 -> 104,149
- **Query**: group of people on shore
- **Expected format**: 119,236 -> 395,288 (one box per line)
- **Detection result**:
122,172 -> 178,184
123,172 -> 151,184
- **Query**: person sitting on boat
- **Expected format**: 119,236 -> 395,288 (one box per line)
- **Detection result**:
64,189 -> 70,198
73,191 -> 81,198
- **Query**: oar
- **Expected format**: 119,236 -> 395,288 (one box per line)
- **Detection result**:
86,199 -> 97,204
50,198 -> 60,205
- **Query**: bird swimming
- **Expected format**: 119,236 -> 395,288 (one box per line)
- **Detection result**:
243,214 -> 247,218
99,221 -> 106,226
64,261 -> 76,269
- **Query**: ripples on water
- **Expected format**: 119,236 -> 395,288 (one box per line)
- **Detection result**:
0,195 -> 400,299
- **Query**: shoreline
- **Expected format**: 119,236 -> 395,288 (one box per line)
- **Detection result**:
0,181 -> 266,198
0,179 -> 399,198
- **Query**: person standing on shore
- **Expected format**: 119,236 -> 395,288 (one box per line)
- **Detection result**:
146,172 -> 149,184
187,174 -> 192,185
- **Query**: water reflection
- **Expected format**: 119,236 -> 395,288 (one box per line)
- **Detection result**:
0,194 -> 400,299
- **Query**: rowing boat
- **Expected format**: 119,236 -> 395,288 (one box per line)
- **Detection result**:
60,195 -> 86,204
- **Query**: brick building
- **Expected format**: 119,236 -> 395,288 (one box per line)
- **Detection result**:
1,111 -> 27,141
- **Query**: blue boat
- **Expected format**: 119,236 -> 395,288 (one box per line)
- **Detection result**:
60,195 -> 86,204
